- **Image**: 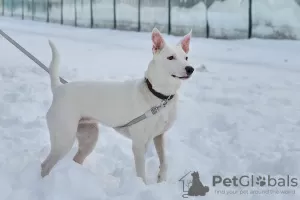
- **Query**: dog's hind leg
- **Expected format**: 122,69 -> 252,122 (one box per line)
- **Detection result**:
154,133 -> 167,183
73,122 -> 99,164
41,111 -> 78,177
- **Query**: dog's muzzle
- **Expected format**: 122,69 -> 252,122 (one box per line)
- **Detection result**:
172,66 -> 194,80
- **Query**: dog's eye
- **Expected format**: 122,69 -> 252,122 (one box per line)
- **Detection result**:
167,56 -> 175,60
185,57 -> 188,60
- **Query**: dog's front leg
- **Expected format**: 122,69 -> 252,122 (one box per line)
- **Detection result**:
132,142 -> 147,183
154,133 -> 167,183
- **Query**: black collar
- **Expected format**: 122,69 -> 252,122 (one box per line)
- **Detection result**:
145,78 -> 175,101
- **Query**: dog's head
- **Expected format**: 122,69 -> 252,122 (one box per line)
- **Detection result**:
191,171 -> 200,179
145,28 -> 194,95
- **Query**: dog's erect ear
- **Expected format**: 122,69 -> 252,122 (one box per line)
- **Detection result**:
179,30 -> 192,53
152,27 -> 165,54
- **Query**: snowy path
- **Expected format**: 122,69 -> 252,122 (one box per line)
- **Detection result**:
1,17 -> 300,200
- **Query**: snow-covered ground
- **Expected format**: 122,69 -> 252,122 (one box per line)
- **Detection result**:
1,17 -> 300,200
253,0 -> 300,39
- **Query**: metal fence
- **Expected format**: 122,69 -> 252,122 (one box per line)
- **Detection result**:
1,0 -> 300,40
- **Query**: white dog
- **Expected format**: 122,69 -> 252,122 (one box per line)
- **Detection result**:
41,28 -> 194,183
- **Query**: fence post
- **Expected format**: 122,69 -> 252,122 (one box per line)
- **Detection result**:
22,0 -> 24,19
137,0 -> 140,32
74,0 -> 77,26
46,0 -> 49,22
168,0 -> 171,34
32,0 -> 34,20
90,0 -> 93,28
113,0 -> 116,29
61,0 -> 64,24
205,0 -> 209,38
11,0 -> 13,17
248,0 -> 252,38
1,0 -> 4,16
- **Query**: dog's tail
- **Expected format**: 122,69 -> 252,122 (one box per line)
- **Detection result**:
48,40 -> 61,93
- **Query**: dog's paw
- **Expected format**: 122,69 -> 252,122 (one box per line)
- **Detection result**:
157,167 -> 167,183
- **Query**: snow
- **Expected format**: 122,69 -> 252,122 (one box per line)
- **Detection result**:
208,0 -> 249,39
1,17 -> 300,200
253,0 -> 300,39
171,2 -> 207,37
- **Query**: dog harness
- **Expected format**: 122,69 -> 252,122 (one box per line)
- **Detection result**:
114,78 -> 174,129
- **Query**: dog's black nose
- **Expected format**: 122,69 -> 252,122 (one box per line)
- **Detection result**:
185,66 -> 194,76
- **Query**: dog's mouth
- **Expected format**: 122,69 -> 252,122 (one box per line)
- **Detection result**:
171,75 -> 190,80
